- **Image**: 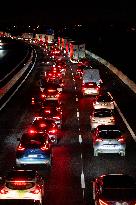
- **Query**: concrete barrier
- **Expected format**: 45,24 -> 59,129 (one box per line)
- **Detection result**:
86,50 -> 136,94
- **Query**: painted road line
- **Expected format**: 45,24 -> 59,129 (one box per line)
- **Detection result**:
81,172 -> 85,189
72,73 -> 74,76
77,111 -> 79,118
75,86 -> 77,90
108,92 -> 136,141
79,135 -> 82,143
76,98 -> 78,101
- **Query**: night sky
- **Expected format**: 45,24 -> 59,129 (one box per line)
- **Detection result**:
0,1 -> 136,25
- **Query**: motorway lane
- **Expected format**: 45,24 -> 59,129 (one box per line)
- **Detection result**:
0,48 -> 84,205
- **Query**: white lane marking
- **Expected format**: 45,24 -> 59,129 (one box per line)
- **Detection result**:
0,57 -> 36,111
81,172 -> 85,189
76,97 -> 78,101
75,86 -> 76,90
79,128 -> 80,131
73,79 -> 75,81
108,92 -> 136,141
72,73 -> 73,75
79,135 -> 82,143
77,111 -> 79,118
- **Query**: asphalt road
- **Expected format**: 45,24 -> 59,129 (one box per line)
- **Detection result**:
0,46 -> 136,205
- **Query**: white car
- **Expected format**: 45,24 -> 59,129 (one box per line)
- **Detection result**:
90,108 -> 115,129
0,169 -> 44,205
93,93 -> 114,109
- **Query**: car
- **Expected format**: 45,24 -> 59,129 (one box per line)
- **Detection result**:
82,82 -> 100,96
0,169 -> 45,205
92,125 -> 126,156
39,107 -> 62,129
41,83 -> 61,100
93,174 -> 136,205
16,133 -> 52,166
93,93 -> 114,110
90,108 -> 115,129
40,99 -> 62,113
28,117 -> 59,144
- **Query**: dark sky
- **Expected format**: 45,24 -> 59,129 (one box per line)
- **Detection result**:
0,1 -> 136,25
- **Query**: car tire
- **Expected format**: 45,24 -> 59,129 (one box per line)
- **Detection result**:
94,151 -> 98,156
120,152 -> 125,156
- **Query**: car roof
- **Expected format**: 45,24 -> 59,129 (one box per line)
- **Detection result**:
102,174 -> 136,188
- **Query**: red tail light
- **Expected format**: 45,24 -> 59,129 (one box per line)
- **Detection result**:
32,97 -> 35,105
99,199 -> 108,205
30,185 -> 41,194
29,129 -> 37,134
40,144 -> 49,151
53,116 -> 60,120
45,110 -> 50,113
41,94 -> 45,98
40,123 -> 46,128
49,129 -> 57,134
17,144 -> 25,151
0,189 -> 8,194
95,138 -> 103,142
118,137 -> 125,143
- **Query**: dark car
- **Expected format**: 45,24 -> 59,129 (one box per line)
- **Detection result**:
16,133 -> 52,166
93,174 -> 136,205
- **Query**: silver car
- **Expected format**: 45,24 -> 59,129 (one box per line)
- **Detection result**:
92,125 -> 126,156
93,93 -> 114,110
90,108 -> 115,129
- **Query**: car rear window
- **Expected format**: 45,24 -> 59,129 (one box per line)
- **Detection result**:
99,130 -> 121,139
6,181 -> 35,190
97,95 -> 112,102
94,111 -> 113,117
85,83 -> 97,88
0,199 -> 40,205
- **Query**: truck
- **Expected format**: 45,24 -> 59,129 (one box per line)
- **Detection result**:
82,69 -> 102,95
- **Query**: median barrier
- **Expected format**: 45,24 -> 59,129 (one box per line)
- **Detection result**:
86,50 -> 136,94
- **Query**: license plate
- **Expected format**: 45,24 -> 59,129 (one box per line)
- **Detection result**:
28,155 -> 38,158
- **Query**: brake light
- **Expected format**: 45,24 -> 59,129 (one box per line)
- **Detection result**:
40,123 -> 46,128
0,188 -> 8,194
95,138 -> 103,142
48,89 -> 55,92
92,117 -> 96,122
17,144 -> 25,151
32,98 -> 35,105
82,88 -> 86,91
29,129 -> 37,134
30,185 -> 41,194
41,94 -> 45,98
53,116 -> 60,120
110,117 -> 115,122
41,144 -> 49,151
99,199 -> 108,205
118,137 -> 125,143
49,129 -> 57,134
14,181 -> 26,186
45,110 -> 50,113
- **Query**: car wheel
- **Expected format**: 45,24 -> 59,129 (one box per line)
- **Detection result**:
120,152 -> 125,156
94,151 -> 98,156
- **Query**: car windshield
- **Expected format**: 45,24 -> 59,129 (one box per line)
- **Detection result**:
99,130 -> 121,139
